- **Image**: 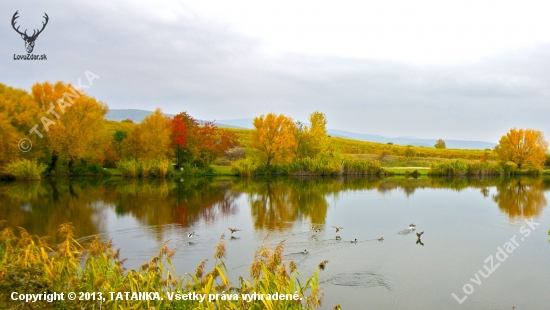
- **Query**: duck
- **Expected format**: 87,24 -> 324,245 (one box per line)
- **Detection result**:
378,237 -> 384,241
351,239 -> 357,243
335,236 -> 341,240
302,249 -> 309,254
409,223 -> 416,230
332,226 -> 344,233
187,232 -> 198,238
416,231 -> 424,239
228,228 -> 241,234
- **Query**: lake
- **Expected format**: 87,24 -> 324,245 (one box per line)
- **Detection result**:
1,176 -> 549,309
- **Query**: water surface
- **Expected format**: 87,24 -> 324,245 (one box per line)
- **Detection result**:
1,176 -> 549,309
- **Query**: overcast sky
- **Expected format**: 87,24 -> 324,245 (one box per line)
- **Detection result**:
2,0 -> 550,142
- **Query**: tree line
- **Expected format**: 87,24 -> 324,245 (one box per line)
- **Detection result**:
1,81 -> 548,178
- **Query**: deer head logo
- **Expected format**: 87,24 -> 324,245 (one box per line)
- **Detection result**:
11,10 -> 49,54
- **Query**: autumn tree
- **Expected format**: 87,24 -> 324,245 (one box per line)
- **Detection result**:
170,112 -> 199,167
494,128 -> 549,170
295,111 -> 329,159
0,113 -> 19,167
31,82 -> 108,173
193,122 -> 237,167
0,83 -> 44,163
170,112 -> 237,168
122,109 -> 172,160
251,113 -> 297,168
122,125 -> 144,160
434,139 -> 446,149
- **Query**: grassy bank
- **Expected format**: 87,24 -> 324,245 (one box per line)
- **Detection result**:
231,157 -> 387,177
0,222 -> 324,309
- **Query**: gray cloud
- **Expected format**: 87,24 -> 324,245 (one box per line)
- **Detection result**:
1,0 -> 549,143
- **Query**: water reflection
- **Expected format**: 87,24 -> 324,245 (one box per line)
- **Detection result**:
0,176 -> 548,240
492,178 -> 547,218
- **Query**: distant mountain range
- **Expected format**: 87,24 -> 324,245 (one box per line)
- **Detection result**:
106,109 -> 497,150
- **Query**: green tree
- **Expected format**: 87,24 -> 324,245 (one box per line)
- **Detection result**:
494,128 -> 549,170
434,139 -> 446,149
113,130 -> 127,158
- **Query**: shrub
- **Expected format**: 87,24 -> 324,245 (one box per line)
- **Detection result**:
117,160 -> 140,178
231,158 -> 258,177
118,159 -> 173,178
6,159 -> 47,180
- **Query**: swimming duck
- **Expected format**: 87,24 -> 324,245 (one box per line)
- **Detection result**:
332,226 -> 344,233
228,228 -> 241,234
409,223 -> 416,230
378,237 -> 384,241
302,249 -> 309,254
335,236 -> 341,240
187,232 -> 198,238
351,239 -> 357,243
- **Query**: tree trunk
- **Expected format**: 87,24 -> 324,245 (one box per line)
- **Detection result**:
49,152 -> 58,173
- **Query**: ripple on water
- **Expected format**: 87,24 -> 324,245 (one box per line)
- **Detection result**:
323,271 -> 391,290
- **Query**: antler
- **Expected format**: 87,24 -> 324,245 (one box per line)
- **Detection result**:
29,13 -> 49,39
11,11 -> 49,39
11,10 -> 25,36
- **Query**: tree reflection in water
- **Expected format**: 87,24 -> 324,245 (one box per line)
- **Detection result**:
492,178 -> 547,218
0,176 -> 547,241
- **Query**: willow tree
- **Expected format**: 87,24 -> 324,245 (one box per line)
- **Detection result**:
494,128 -> 549,170
251,113 -> 297,168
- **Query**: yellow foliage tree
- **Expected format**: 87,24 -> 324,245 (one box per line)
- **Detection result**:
31,82 -> 108,172
296,111 -> 329,159
494,128 -> 549,170
0,83 -> 44,164
0,113 -> 19,167
122,109 -> 172,160
251,113 -> 297,168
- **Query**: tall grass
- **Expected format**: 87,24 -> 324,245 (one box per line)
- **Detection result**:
231,158 -> 258,176
117,159 -> 173,178
429,160 -> 514,176
232,156 -> 385,176
0,222 -> 324,309
6,159 -> 47,180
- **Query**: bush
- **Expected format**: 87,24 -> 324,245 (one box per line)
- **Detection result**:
6,159 -> 47,180
117,159 -> 173,178
231,158 -> 258,177
429,160 -> 515,176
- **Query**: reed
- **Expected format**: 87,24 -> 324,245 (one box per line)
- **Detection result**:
0,222 -> 324,310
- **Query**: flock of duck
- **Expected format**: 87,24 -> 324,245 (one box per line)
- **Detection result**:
185,223 -> 424,255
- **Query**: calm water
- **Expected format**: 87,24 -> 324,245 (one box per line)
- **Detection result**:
1,176 -> 549,309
